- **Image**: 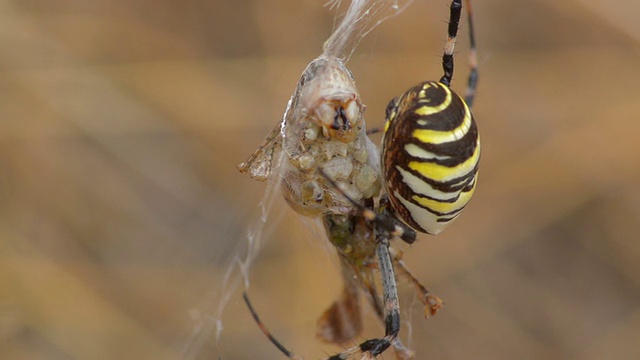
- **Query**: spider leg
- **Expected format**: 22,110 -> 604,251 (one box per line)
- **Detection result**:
463,0 -> 478,108
325,237 -> 401,360
358,263 -> 415,360
242,292 -> 303,360
366,238 -> 402,357
390,249 -> 444,318
365,126 -> 383,135
439,0 -> 462,87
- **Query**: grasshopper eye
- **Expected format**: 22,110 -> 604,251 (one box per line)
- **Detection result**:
314,101 -> 337,130
345,100 -> 361,130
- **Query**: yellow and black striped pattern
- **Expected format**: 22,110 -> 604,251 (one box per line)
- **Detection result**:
381,81 -> 479,235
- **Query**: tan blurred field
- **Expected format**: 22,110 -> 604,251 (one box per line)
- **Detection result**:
1,0 -> 640,359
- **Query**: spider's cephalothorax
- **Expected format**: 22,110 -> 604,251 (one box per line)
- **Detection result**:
381,80 -> 479,235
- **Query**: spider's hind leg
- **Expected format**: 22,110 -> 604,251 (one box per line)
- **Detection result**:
463,0 -> 479,107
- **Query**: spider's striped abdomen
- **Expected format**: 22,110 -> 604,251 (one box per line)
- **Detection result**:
381,81 -> 480,235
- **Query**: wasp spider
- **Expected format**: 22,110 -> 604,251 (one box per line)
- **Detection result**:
243,0 -> 479,358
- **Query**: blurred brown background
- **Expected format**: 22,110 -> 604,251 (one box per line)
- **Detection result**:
2,0 -> 640,359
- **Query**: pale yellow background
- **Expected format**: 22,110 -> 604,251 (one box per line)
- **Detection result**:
1,0 -> 640,359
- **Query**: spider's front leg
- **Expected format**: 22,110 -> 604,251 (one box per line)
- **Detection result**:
369,237 -> 401,357
328,235 -> 401,360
